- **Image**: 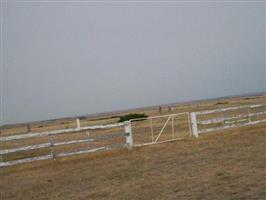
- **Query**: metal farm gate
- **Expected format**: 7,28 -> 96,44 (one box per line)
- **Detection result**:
129,112 -> 192,147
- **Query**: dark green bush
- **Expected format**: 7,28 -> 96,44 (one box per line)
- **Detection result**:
118,113 -> 148,122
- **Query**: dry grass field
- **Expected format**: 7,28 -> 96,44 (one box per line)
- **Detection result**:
1,124 -> 266,200
0,94 -> 266,200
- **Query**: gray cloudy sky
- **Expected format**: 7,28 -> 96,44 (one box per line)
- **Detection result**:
1,1 -> 265,125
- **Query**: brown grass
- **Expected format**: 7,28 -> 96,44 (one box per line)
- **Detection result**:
1,124 -> 266,200
1,94 -> 266,199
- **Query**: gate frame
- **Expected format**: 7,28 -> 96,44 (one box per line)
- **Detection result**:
129,112 -> 192,147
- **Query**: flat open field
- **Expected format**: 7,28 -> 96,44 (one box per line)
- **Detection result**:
1,94 -> 266,199
1,94 -> 266,136
1,124 -> 266,200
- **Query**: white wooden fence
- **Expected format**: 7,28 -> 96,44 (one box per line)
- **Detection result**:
0,113 -> 192,167
0,121 -> 133,167
190,103 -> 266,137
1,103 -> 266,167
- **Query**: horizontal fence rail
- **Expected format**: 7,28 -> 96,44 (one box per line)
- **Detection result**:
0,132 -> 126,155
0,122 -> 133,167
197,111 -> 266,125
190,103 -> 266,137
0,122 -> 126,142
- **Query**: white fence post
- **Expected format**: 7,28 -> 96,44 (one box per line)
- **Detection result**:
247,108 -> 251,124
48,133 -> 56,160
124,121 -> 133,149
26,124 -> 31,133
190,112 -> 199,138
76,118 -> 80,129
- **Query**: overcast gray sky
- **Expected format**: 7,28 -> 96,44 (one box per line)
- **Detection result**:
1,1 -> 265,125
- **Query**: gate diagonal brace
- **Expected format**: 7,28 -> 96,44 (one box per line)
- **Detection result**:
154,115 -> 172,143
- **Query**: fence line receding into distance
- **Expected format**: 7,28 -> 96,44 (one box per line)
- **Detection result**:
0,122 -> 133,167
190,103 -> 266,137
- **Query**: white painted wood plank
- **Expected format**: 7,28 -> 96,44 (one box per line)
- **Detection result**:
0,143 -> 51,154
199,119 -> 266,134
56,147 -> 106,157
0,132 -> 126,155
0,122 -> 125,142
195,103 -> 266,115
197,111 -> 266,125
0,154 -> 53,167
56,144 -> 126,158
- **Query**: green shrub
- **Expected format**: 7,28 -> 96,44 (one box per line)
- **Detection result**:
118,113 -> 148,122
